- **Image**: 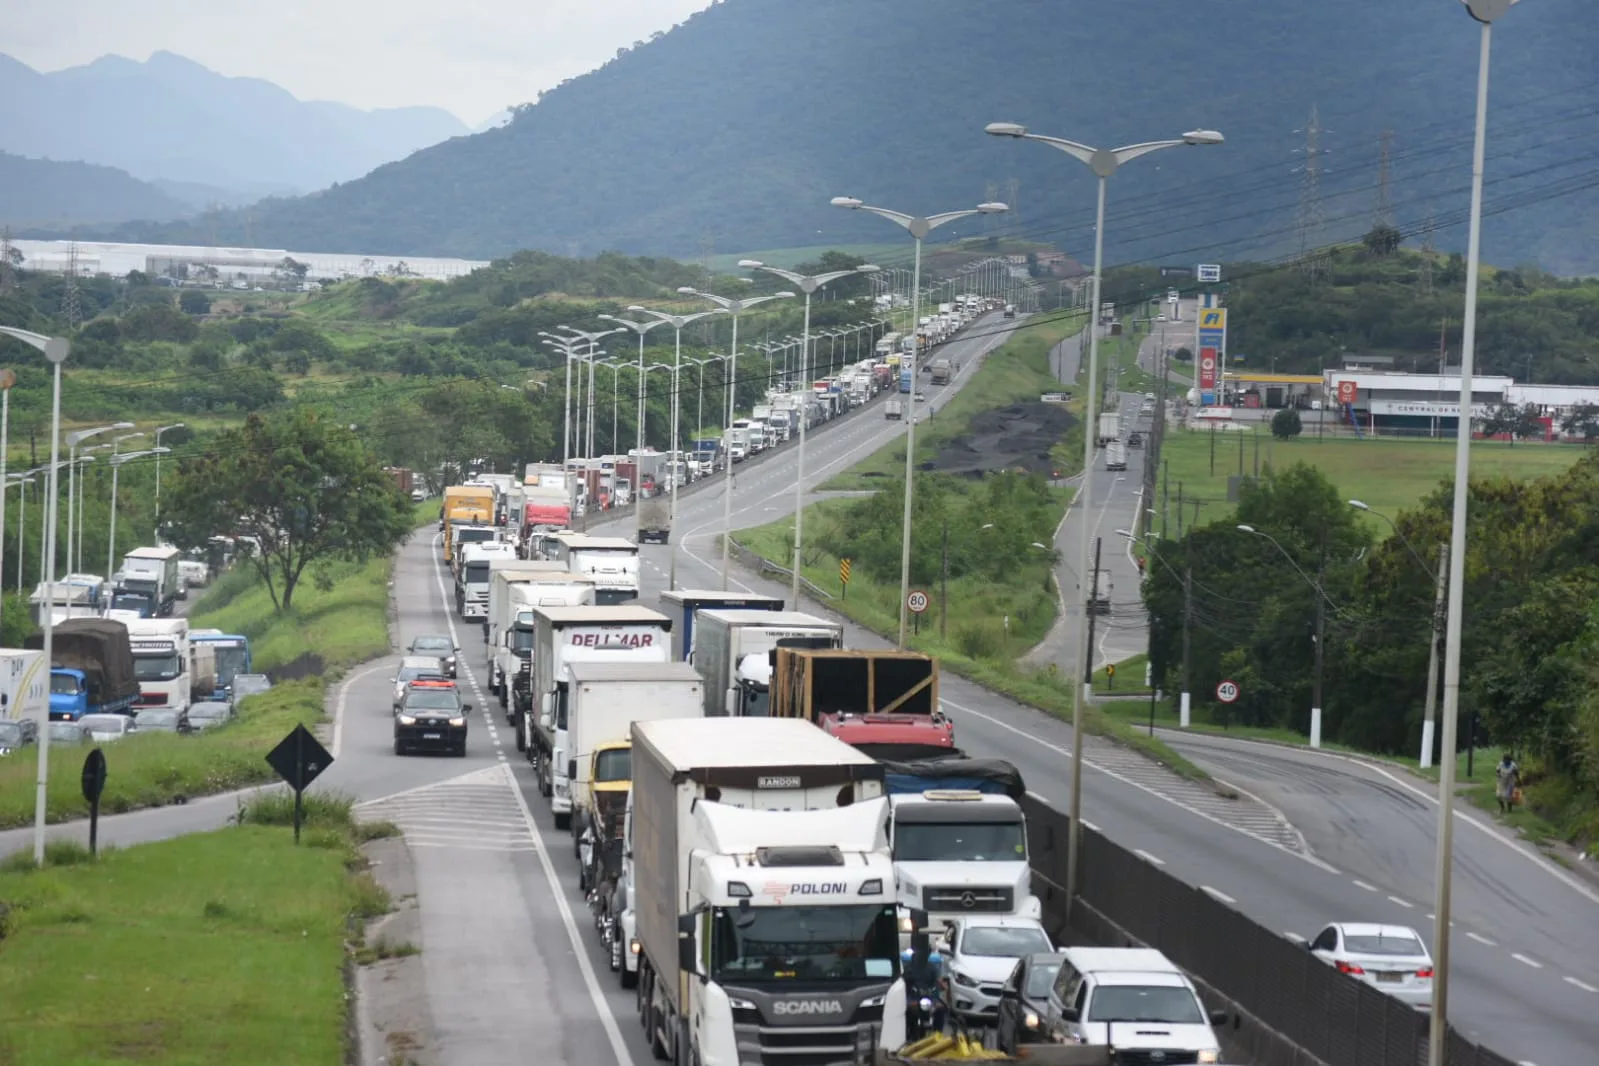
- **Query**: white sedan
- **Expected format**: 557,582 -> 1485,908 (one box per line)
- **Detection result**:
1307,922 -> 1433,1008
937,916 -> 1056,1024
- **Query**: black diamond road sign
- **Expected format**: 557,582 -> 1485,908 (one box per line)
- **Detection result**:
266,723 -> 334,792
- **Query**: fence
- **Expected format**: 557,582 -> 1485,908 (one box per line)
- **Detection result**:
1020,794 -> 1520,1066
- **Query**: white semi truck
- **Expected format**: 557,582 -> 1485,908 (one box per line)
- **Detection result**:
560,660 -> 703,849
629,717 -> 905,1066
523,604 -> 672,827
691,609 -> 843,717
125,616 -> 192,713
540,532 -> 641,604
456,541 -> 518,621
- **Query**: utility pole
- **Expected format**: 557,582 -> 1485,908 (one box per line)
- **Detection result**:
1419,542 -> 1450,769
940,518 -> 950,640
1374,129 -> 1395,231
1420,205 -> 1437,297
1310,545 -> 1327,748
1066,535 -> 1102,918
1180,559 -> 1193,728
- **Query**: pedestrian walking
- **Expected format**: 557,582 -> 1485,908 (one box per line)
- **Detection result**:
1495,752 -> 1521,814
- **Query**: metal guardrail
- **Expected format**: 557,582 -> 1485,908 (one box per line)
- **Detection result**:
1020,795 -> 1520,1066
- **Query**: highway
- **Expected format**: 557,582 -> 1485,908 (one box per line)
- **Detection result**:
6,310 -> 1593,1066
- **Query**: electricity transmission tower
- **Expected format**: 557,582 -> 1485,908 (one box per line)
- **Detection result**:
0,227 -> 15,294
1296,106 -> 1327,283
1375,129 -> 1395,230
62,243 -> 83,329
1419,205 -> 1437,297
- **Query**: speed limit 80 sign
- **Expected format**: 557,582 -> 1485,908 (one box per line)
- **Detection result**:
906,590 -> 930,614
1215,679 -> 1241,704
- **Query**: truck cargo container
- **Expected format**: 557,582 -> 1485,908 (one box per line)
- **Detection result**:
28,618 -> 138,721
0,649 -> 49,725
629,717 -> 903,1066
637,496 -> 670,545
523,604 -> 672,827
494,570 -> 597,718
121,547 -> 182,616
692,609 -> 843,717
657,589 -> 784,661
770,647 -> 952,760
538,532 -> 640,604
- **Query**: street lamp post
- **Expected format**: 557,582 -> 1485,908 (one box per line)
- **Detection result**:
559,327 -> 626,459
1237,524 -> 1336,747
831,198 -> 1007,647
739,260 -> 881,603
626,307 -> 729,591
0,368 -> 14,600
598,314 -> 671,452
62,422 -> 134,580
676,286 -> 795,590
984,121 -> 1221,914
0,326 -> 70,867
153,422 -> 184,530
9,473 -> 36,595
539,333 -> 591,464
99,432 -> 145,575
1431,6 -> 1519,1061
108,448 -> 168,581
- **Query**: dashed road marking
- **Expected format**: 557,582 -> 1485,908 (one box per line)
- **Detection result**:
1201,885 -> 1236,905
1512,953 -> 1543,969
1467,932 -> 1497,947
1353,880 -> 1378,892
1284,931 -> 1307,943
1387,895 -> 1413,908
1564,976 -> 1597,993
1133,849 -> 1165,866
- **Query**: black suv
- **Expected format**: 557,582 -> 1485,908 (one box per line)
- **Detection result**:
394,679 -> 470,757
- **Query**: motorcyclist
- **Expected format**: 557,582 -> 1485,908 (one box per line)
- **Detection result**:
901,934 -> 947,1038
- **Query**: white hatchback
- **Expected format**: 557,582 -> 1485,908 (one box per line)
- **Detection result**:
1307,922 -> 1433,1008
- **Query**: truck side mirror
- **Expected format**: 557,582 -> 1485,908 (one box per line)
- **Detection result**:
539,693 -> 552,729
676,913 -> 699,976
723,687 -> 737,717
567,758 -> 577,780
1059,1007 -> 1080,1024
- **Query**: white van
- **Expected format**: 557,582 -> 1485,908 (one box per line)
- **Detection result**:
1044,947 -> 1226,1064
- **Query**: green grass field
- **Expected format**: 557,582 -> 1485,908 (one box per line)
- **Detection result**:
0,679 -> 324,829
0,800 -> 383,1065
1154,429 -> 1584,529
821,313 -> 1085,490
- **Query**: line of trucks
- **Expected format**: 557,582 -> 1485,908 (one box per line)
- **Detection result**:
27,545 -> 211,628
474,580 -> 1043,1065
0,615 -> 254,729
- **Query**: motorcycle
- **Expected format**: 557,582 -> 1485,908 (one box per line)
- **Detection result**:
901,947 -> 946,1041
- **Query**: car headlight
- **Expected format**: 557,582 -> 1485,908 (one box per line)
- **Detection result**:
953,971 -> 978,989
1198,1052 -> 1220,1065
398,715 -> 417,725
449,717 -> 465,727
899,915 -> 915,933
1024,1010 -> 1040,1029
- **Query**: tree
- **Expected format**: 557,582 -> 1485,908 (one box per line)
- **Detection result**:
163,409 -> 412,611
1271,407 -> 1303,439
1561,402 -> 1599,442
1480,402 -> 1543,445
179,289 -> 212,315
1361,224 -> 1403,256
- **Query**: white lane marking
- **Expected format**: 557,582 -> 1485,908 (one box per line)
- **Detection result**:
1352,880 -> 1378,892
1082,820 -> 1100,833
1467,932 -> 1497,947
1564,976 -> 1598,993
1134,849 -> 1165,866
1387,895 -> 1413,908
1166,732 -> 1599,909
1284,931 -> 1307,943
1201,885 -> 1236,905
332,661 -> 388,759
1512,953 -> 1543,969
939,694 -> 1341,874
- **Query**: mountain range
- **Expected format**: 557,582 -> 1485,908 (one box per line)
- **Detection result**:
0,50 -> 469,204
20,1 -> 1599,274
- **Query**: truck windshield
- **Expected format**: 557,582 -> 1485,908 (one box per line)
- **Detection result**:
211,646 -> 249,684
113,592 -> 153,613
894,820 -> 1025,862
593,748 -> 631,783
511,629 -> 534,653
50,673 -> 82,695
711,904 -> 900,984
742,683 -> 770,717
456,528 -> 495,544
132,653 -> 182,682
464,562 -> 490,584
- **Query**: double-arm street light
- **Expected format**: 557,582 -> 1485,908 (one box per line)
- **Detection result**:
539,332 -> 592,464
557,327 -> 625,459
0,325 -> 70,866
64,422 -> 134,578
984,120 -> 1220,915
626,306 -> 729,591
152,422 -> 184,530
830,197 -> 1007,647
1432,7 -> 1519,1059
107,448 -> 169,581
8,471 -> 39,595
740,259 -> 881,603
598,314 -> 672,452
677,286 -> 795,590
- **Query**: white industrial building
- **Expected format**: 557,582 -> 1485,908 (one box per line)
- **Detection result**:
1325,370 -> 1599,438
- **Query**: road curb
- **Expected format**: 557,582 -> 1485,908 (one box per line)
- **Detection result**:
351,834 -> 437,1066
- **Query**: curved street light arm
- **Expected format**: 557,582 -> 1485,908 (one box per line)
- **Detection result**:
1238,525 -> 1341,612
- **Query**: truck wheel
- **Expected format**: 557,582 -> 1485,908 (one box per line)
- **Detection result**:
649,1004 -> 669,1062
609,928 -> 622,972
514,719 -> 526,752
498,687 -> 507,710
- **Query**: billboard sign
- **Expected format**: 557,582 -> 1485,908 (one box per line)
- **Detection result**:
1197,307 -> 1227,405
1198,348 -> 1219,400
1335,380 -> 1358,406
1197,264 -> 1222,283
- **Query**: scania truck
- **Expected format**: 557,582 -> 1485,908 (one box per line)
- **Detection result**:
523,604 -> 672,827
691,609 -> 843,717
629,716 -> 905,1066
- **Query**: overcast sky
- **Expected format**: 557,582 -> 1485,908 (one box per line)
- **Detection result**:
0,0 -> 715,127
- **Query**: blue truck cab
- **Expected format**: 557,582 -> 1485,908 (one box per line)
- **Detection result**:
49,667 -> 137,721
190,630 -> 252,701
27,618 -> 141,722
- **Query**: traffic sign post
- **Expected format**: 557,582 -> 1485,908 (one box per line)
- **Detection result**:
266,723 -> 335,844
907,589 -> 928,636
1215,679 -> 1241,704
1105,662 -> 1116,690
840,558 -> 851,599
81,748 -> 107,858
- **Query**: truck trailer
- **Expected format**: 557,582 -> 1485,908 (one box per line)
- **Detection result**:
493,570 -> 596,717
770,646 -> 953,761
629,717 -> 904,1066
657,589 -> 784,661
27,618 -> 138,721
691,609 -> 843,717
120,546 -> 182,616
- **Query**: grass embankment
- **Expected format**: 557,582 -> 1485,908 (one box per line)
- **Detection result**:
737,316 -> 1206,780
1156,430 -> 1581,531
820,313 -> 1086,491
0,793 -> 399,1065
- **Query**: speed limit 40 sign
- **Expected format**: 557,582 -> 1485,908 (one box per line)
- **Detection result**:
906,590 -> 930,614
1216,679 -> 1241,703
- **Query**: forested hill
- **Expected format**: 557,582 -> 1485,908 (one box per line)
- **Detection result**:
68,0 -> 1599,273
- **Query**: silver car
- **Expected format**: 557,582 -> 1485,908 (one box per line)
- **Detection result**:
0,718 -> 38,755
133,708 -> 184,734
183,701 -> 234,733
230,674 -> 273,703
79,714 -> 136,743
937,916 -> 1056,1024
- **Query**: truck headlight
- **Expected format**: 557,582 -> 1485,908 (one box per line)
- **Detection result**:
1198,1053 -> 1220,1065
449,717 -> 465,727
899,915 -> 914,933
1024,1011 -> 1040,1030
